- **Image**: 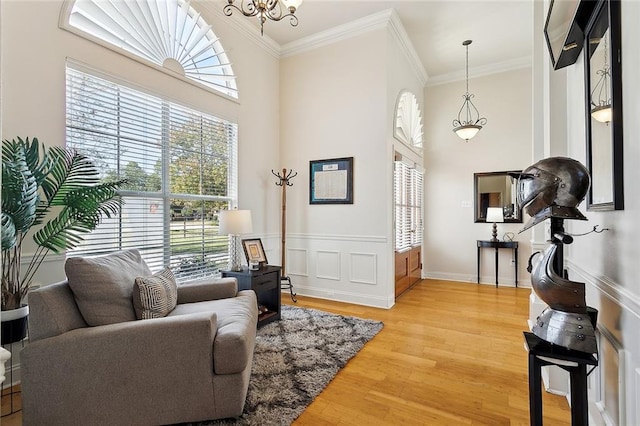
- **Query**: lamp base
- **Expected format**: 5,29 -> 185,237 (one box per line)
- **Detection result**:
228,235 -> 244,271
490,222 -> 499,242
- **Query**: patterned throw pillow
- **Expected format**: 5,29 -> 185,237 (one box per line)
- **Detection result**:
133,267 -> 178,319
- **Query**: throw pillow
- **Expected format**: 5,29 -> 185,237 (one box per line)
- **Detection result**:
133,267 -> 178,320
66,249 -> 152,326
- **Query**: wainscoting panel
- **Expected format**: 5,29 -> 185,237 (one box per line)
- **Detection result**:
316,250 -> 341,281
349,252 -> 377,285
282,234 -> 392,308
286,248 -> 309,277
567,259 -> 640,425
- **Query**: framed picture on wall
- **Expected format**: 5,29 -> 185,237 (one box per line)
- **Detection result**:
242,238 -> 268,265
309,157 -> 354,204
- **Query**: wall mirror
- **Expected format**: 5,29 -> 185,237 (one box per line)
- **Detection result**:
474,171 -> 523,223
584,0 -> 624,211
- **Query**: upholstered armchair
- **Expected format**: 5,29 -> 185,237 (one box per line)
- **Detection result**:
20,249 -> 258,425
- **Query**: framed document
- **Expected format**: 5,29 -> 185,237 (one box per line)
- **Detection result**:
309,157 -> 353,204
242,238 -> 268,265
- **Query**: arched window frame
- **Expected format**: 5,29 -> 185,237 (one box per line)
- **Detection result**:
59,0 -> 238,100
393,90 -> 424,153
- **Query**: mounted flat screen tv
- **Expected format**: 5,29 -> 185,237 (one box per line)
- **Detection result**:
544,0 -> 597,70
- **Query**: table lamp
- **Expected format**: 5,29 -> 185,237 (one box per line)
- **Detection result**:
218,209 -> 253,271
486,207 -> 504,242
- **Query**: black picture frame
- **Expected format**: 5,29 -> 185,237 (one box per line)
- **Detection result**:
584,0 -> 624,211
242,238 -> 268,265
309,157 -> 353,204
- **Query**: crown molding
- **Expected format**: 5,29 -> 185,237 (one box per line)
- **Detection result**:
199,1 -> 281,59
387,9 -> 428,87
280,9 -> 393,58
426,55 -> 532,87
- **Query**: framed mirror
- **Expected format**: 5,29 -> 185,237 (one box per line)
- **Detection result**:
584,0 -> 624,211
474,171 -> 523,223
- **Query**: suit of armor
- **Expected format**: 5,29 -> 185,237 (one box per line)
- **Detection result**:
517,157 -> 597,354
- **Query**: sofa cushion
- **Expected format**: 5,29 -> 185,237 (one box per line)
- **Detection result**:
133,267 -> 178,319
168,290 -> 258,374
66,249 -> 151,326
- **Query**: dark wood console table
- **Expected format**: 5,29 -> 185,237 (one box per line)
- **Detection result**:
477,240 -> 518,287
222,265 -> 281,327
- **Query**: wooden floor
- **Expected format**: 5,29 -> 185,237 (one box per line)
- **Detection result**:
1,279 -> 571,425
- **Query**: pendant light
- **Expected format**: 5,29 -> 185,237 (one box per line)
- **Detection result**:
590,37 -> 612,124
453,40 -> 487,141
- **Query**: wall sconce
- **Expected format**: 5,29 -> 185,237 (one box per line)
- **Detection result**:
486,207 -> 504,242
218,209 -> 253,271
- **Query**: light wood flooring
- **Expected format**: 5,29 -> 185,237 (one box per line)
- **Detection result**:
1,279 -> 571,425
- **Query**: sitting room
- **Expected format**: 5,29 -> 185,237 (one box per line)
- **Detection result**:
1,0 -> 638,424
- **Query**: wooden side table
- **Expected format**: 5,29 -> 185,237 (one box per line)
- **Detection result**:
477,240 -> 518,287
222,265 -> 281,327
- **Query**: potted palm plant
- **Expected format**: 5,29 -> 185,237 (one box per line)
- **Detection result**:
1,137 -> 124,344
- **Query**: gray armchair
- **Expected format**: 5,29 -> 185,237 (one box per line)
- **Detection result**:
20,250 -> 258,425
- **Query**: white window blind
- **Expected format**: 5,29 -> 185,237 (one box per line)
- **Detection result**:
394,161 -> 423,252
66,66 -> 237,280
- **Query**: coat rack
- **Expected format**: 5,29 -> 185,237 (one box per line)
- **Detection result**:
272,168 -> 297,302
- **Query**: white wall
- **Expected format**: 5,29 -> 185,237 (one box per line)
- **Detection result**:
0,1 -> 282,287
554,0 -> 640,423
423,68 -> 534,286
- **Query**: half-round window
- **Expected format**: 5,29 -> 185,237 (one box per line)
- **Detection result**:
63,0 -> 238,99
394,91 -> 423,151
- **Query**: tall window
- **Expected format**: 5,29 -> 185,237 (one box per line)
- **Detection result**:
394,161 -> 423,251
66,66 -> 237,280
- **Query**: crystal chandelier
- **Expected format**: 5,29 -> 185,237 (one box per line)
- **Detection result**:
452,40 -> 487,141
224,0 -> 303,36
590,37 -> 612,124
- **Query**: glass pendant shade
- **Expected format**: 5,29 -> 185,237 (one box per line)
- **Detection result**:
591,105 -> 612,123
281,0 -> 303,10
454,124 -> 482,141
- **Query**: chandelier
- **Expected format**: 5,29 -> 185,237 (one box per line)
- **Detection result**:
452,40 -> 487,141
224,0 -> 303,36
590,37 -> 612,124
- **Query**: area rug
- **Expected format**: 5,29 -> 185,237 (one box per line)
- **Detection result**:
194,305 -> 383,425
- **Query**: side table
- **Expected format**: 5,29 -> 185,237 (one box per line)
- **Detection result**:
222,265 -> 281,327
477,240 -> 518,287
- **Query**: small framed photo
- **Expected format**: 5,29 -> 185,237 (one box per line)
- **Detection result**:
242,238 -> 268,265
309,157 -> 354,204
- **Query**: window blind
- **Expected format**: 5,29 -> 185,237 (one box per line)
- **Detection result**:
66,66 -> 237,280
394,161 -> 423,252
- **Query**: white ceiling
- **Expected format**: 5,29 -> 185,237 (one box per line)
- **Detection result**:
221,0 -> 535,83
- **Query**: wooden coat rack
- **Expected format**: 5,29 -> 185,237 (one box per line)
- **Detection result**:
272,168 -> 297,302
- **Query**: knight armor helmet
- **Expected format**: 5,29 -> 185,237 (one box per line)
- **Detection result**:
516,157 -> 590,231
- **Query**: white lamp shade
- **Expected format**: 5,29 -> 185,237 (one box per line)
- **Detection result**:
454,124 -> 481,141
486,207 -> 504,223
281,0 -> 303,10
591,105 -> 612,123
218,210 -> 253,235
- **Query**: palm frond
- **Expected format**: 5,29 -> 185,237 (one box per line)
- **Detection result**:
32,208 -> 87,253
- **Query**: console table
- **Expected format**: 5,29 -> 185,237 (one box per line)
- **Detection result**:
477,240 -> 518,287
222,265 -> 281,327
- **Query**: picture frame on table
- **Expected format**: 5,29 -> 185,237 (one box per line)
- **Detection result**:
309,157 -> 354,204
242,238 -> 268,265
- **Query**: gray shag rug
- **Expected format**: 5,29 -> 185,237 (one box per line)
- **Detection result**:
194,305 -> 383,425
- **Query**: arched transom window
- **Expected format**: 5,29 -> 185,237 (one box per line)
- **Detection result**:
63,0 -> 238,98
394,91 -> 424,151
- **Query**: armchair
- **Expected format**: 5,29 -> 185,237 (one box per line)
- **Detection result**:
20,250 -> 258,425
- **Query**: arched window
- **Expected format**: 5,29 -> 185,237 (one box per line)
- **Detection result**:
62,0 -> 238,98
394,91 -> 424,151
